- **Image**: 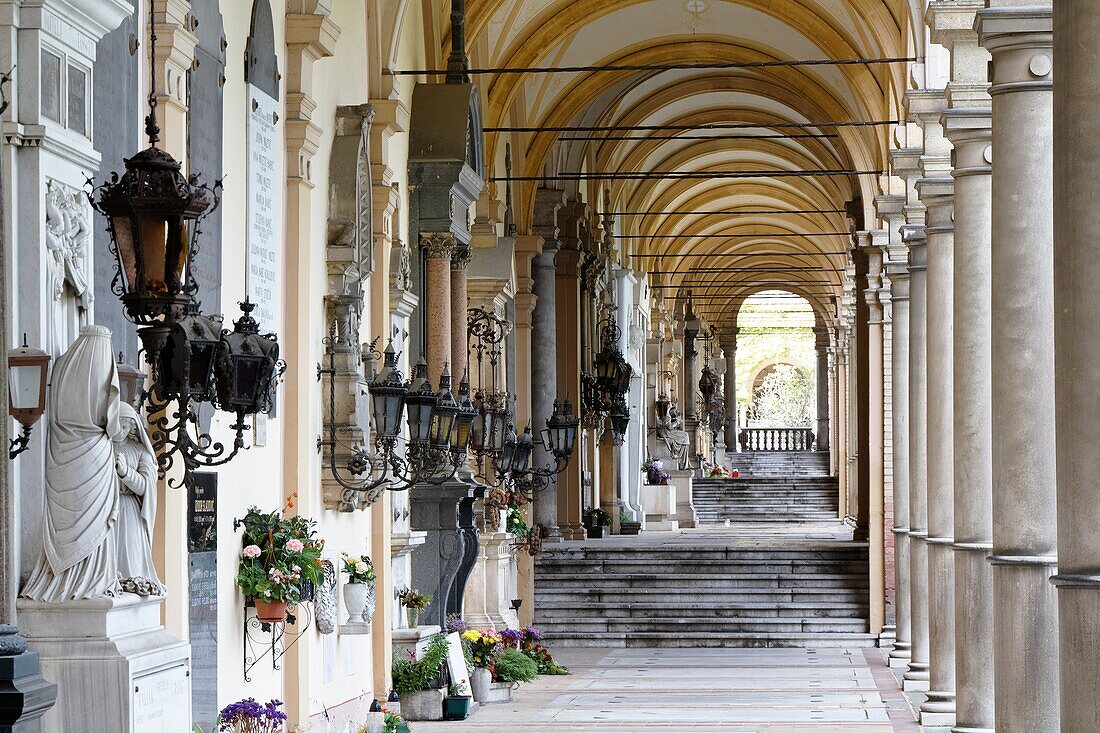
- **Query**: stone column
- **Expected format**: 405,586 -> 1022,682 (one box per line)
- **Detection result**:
834,336 -> 849,517
1053,4 -> 1100,730
721,330 -> 738,449
423,233 -> 455,384
945,112 -> 995,733
813,326 -> 830,452
850,244 -> 871,543
904,222 -> 931,693
861,236 -> 886,635
827,346 -> 839,476
555,246 -> 585,540
683,312 -> 700,463
977,6 -> 1060,732
879,193 -> 912,669
918,177 -> 957,728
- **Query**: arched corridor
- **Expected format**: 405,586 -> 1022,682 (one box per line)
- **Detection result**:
0,0 -> 1096,732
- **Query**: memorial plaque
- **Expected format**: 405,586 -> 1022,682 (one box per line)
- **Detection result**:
133,663 -> 191,732
246,85 -> 281,331
188,472 -> 217,731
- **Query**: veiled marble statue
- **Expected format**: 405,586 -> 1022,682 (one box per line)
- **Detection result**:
22,325 -> 125,602
114,403 -> 164,596
655,404 -> 690,469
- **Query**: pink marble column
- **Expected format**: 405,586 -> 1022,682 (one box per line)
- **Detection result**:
450,246 -> 471,380
423,233 -> 455,384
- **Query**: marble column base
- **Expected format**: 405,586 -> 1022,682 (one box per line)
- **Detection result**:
920,693 -> 957,729
560,523 -> 586,541
904,665 -> 931,692
0,624 -> 56,732
17,594 -> 190,733
1054,576 -> 1100,732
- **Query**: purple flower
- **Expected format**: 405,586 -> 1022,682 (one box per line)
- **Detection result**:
522,626 -> 543,640
218,698 -> 286,732
446,618 -> 469,633
500,628 -> 524,645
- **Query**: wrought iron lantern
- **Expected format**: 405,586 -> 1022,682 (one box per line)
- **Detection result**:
543,398 -> 579,459
428,366 -> 459,449
7,337 -> 50,459
160,308 -> 225,403
588,303 -> 633,432
404,360 -> 438,444
216,299 -> 282,417
451,371 -> 477,456
609,399 -> 631,446
368,342 -> 408,442
116,354 -> 147,409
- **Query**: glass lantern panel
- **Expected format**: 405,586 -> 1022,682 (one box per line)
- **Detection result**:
9,364 -> 42,410
137,214 -> 170,293
111,215 -> 138,291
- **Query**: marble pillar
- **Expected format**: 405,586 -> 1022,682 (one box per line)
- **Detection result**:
721,331 -> 738,450
1052,5 -> 1100,730
944,112 -> 995,733
682,313 -> 700,464
423,234 -> 455,384
919,179 -> 957,729
851,247 -> 871,543
879,193 -> 912,669
977,6 -> 1060,731
814,326 -> 830,452
450,247 -> 471,379
862,238 -> 886,635
555,246 -> 585,540
904,224 -> 931,693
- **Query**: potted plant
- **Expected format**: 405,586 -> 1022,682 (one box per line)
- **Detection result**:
340,553 -> 377,624
493,646 -> 538,685
398,587 -> 431,627
519,627 -> 570,675
642,457 -> 667,485
619,512 -> 641,536
461,628 -> 501,703
236,506 -> 324,622
392,633 -> 450,721
215,697 -> 287,732
443,682 -> 472,720
583,508 -> 611,539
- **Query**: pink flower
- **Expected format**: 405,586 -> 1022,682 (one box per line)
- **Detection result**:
286,539 -> 304,552
243,545 -> 261,559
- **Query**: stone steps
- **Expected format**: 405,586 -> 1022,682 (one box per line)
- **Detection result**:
534,601 -> 868,619
533,631 -> 878,649
536,588 -> 870,605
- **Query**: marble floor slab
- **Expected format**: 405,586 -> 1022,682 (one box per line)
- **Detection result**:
414,646 -> 917,732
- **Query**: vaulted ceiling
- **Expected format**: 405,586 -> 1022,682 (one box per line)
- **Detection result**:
440,0 -> 915,327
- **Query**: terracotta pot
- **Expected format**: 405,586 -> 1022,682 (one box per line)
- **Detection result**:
254,598 -> 289,622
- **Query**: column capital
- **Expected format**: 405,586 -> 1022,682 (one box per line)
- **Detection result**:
928,1 -> 991,108
451,245 -> 472,270
421,232 -> 456,259
944,109 -> 993,178
976,5 -> 1053,93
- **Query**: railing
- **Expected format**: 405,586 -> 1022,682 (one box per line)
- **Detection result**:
738,427 -> 815,452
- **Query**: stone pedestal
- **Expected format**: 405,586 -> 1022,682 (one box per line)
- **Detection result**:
410,481 -> 475,629
391,529 -> 427,630
391,625 -> 443,662
668,470 -> 696,528
640,483 -> 678,531
0,628 -> 56,733
17,594 -> 191,733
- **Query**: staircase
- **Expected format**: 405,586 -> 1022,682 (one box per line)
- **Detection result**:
729,450 -> 831,477
693,476 -> 839,524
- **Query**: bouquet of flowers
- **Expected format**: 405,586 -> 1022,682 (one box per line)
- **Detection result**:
642,457 -> 671,485
518,627 -> 569,675
398,587 -> 431,610
460,628 -> 502,669
340,553 -> 376,584
216,698 -> 287,733
702,461 -> 737,479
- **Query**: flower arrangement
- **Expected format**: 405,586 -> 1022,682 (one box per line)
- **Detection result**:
461,628 -> 502,669
340,553 -> 376,584
584,507 -> 612,527
398,587 -> 431,610
506,506 -> 529,537
215,698 -> 287,733
499,627 -> 524,647
391,633 -> 449,696
236,506 -> 324,619
356,708 -> 407,733
519,626 -> 569,676
702,460 -> 738,479
642,457 -> 672,485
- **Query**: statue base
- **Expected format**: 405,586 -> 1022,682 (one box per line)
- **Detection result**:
17,594 -> 190,733
668,470 -> 697,528
0,623 -> 57,732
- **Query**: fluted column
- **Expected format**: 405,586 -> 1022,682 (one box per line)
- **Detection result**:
919,178 -> 957,728
1053,4 -> 1100,730
813,325 -> 830,452
423,233 -> 455,384
904,223 -> 930,692
977,6 -> 1060,732
721,330 -> 738,449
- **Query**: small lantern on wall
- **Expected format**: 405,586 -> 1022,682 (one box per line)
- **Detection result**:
8,337 -> 51,459
116,354 -> 146,409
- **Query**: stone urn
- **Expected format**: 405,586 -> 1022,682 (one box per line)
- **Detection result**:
406,606 -> 421,628
343,581 -> 376,624
470,667 -> 492,703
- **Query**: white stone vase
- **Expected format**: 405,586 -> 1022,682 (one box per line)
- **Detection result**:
470,667 -> 492,703
343,581 -> 375,623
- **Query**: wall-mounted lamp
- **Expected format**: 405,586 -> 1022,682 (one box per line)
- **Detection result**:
8,336 -> 50,459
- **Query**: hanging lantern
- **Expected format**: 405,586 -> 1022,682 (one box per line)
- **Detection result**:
498,425 -> 519,474
451,371 -> 477,454
369,341 -> 408,441
544,398 -> 580,459
404,361 -> 437,444
609,401 -> 631,443
428,366 -> 459,448
216,299 -> 281,416
116,354 -> 146,408
160,307 -> 225,403
514,426 -> 535,474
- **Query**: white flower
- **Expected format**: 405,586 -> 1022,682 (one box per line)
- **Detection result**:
355,561 -> 369,574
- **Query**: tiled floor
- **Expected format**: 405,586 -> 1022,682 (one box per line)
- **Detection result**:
415,646 -> 919,732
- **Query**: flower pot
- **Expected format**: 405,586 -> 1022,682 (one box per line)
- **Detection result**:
620,521 -> 641,536
342,582 -> 376,624
443,696 -> 472,720
587,524 -> 604,539
254,598 -> 288,622
470,667 -> 492,703
406,606 -> 420,628
399,689 -> 444,721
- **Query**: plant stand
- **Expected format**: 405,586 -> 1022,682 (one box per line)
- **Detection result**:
481,681 -> 514,704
